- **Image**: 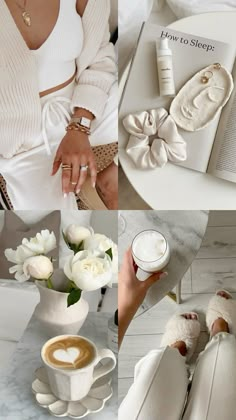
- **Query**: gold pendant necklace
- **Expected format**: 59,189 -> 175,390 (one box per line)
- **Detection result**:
15,0 -> 31,27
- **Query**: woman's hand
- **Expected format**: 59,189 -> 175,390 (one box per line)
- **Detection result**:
51,130 -> 97,196
118,248 -> 167,347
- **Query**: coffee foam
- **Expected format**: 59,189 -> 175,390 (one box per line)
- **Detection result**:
133,231 -> 166,262
44,337 -> 95,370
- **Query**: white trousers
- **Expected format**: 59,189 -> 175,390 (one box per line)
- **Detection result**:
119,333 -> 236,420
0,81 -> 118,210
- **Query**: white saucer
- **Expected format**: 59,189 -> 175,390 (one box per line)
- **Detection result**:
32,367 -> 113,418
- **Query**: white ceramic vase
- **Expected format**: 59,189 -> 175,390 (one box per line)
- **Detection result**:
34,273 -> 89,337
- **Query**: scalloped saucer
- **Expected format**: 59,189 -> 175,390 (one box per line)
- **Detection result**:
32,367 -> 113,418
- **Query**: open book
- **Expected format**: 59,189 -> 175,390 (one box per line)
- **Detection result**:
119,23 -> 236,184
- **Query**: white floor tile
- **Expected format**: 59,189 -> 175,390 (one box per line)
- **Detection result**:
192,259 -> 236,293
208,211 -> 236,227
197,226 -> 236,259
181,268 -> 192,293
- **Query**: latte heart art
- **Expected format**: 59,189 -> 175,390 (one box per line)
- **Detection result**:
44,337 -> 96,370
53,347 -> 80,364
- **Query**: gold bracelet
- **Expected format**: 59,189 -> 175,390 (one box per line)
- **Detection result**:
66,123 -> 91,135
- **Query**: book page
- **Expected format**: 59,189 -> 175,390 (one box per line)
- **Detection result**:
208,63 -> 236,183
119,23 -> 236,173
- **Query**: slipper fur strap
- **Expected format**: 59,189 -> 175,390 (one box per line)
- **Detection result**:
206,293 -> 236,334
123,108 -> 187,169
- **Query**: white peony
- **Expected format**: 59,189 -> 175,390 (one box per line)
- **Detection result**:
21,230 -> 57,255
83,234 -> 118,274
5,229 -> 56,282
64,250 -> 113,291
23,256 -> 53,280
65,225 -> 92,245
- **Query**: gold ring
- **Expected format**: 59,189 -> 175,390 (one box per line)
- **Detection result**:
201,70 -> 213,84
62,164 -> 72,171
71,182 -> 77,185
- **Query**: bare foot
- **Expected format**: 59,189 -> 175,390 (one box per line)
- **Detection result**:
211,291 -> 231,336
170,313 -> 198,356
217,290 -> 231,300
96,162 -> 118,209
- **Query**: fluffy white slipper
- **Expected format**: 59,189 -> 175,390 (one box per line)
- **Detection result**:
161,313 -> 201,361
206,290 -> 236,335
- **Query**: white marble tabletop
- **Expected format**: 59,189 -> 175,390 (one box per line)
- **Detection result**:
0,312 -> 117,420
119,210 -> 209,313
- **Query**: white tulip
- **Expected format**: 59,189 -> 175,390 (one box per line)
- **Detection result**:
83,234 -> 118,274
65,225 -> 92,245
64,250 -> 112,291
23,256 -> 53,280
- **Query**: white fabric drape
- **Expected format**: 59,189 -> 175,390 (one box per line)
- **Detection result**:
166,0 -> 236,18
118,0 -> 154,73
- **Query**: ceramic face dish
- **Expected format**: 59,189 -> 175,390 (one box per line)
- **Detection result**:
170,63 -> 234,131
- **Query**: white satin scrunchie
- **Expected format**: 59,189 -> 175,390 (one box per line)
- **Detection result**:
123,108 -> 187,169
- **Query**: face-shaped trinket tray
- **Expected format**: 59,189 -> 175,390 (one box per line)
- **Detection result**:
170,63 -> 234,131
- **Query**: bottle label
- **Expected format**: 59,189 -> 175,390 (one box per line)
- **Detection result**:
158,58 -> 175,96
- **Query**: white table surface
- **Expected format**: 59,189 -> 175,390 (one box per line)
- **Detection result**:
119,11 -> 236,209
0,312 -> 117,420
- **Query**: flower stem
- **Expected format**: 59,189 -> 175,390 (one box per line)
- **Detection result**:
66,280 -> 77,293
47,277 -> 54,290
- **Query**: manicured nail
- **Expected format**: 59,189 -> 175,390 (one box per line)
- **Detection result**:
160,271 -> 168,279
64,193 -> 67,199
92,182 -> 96,189
76,189 -> 80,194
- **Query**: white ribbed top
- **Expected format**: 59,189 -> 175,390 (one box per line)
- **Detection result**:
0,0 -> 116,159
32,0 -> 84,92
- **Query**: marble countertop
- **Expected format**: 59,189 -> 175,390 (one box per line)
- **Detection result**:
119,210 -> 209,313
0,313 -> 117,420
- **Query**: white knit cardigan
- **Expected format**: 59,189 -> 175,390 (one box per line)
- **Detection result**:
0,0 -> 116,158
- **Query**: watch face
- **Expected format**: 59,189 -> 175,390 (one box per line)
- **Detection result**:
80,117 -> 91,128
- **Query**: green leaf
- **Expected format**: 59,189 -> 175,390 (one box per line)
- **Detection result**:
74,240 -> 84,254
62,230 -> 70,247
66,280 -> 77,293
67,288 -> 82,307
62,231 -> 84,254
106,248 -> 113,260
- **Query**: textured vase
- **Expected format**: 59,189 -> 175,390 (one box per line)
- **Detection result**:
34,279 -> 89,338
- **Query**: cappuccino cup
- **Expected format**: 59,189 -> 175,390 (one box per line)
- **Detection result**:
41,335 -> 117,401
